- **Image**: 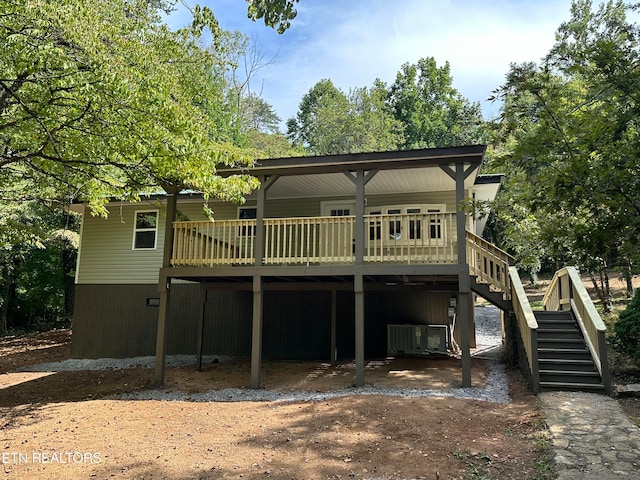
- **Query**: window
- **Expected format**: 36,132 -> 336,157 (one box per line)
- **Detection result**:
366,205 -> 446,243
427,208 -> 442,240
388,208 -> 402,240
407,208 -> 422,240
238,207 -> 257,236
330,208 -> 351,216
133,211 -> 158,249
369,210 -> 382,240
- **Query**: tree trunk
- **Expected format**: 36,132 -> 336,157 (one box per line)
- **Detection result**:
0,266 -> 8,336
0,259 -> 18,336
62,244 -> 77,322
623,259 -> 634,298
589,260 -> 612,314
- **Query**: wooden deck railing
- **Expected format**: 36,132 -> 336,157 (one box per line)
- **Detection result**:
467,232 -> 513,296
509,266 -> 539,393
542,266 -> 611,393
365,212 -> 457,263
171,213 -> 462,267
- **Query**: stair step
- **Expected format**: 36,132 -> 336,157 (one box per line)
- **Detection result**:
539,381 -> 605,392
538,359 -> 597,372
539,370 -> 601,384
537,323 -> 576,331
538,329 -> 583,340
538,348 -> 592,361
537,339 -> 586,350
534,310 -> 573,318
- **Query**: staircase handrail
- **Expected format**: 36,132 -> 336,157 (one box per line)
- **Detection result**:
509,266 -> 539,393
466,231 -> 514,297
542,266 -> 610,394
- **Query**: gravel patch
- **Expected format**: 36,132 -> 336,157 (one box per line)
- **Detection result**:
18,306 -> 509,404
111,361 -> 509,404
18,354 -> 229,372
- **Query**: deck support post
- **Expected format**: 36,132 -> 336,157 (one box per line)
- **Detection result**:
441,161 -> 478,388
455,161 -> 475,388
354,274 -> 365,387
154,274 -> 171,387
458,272 -> 472,387
331,289 -> 338,365
196,285 -> 207,371
250,275 -> 264,389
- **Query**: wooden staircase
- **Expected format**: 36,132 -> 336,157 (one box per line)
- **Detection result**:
534,310 -> 605,392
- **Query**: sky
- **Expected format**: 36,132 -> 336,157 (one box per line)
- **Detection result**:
165,1 -> 596,128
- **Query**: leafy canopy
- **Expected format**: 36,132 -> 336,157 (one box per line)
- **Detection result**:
1,0 -> 260,216
489,0 -> 640,301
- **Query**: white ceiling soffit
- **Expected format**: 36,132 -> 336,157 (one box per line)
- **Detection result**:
266,165 -> 479,199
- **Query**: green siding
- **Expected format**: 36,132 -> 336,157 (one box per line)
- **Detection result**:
76,191 -> 465,285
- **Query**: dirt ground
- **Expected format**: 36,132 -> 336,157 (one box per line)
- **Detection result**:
0,330 -> 553,480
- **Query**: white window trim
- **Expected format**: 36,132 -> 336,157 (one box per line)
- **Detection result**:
321,200 -> 356,217
365,204 -> 447,244
132,210 -> 159,250
237,206 -> 257,237
237,206 -> 257,219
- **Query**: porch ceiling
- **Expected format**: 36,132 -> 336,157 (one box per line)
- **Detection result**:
264,166 -> 472,199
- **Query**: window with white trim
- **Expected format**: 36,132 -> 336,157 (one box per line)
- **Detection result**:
238,206 -> 257,236
366,205 -> 446,242
133,210 -> 158,249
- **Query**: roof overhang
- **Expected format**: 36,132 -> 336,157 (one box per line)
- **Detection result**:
218,145 -> 486,178
69,145 -> 491,209
222,145 -> 488,199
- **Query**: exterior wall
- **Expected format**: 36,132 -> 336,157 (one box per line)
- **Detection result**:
71,284 -> 466,359
73,190 -> 476,359
76,200 -> 218,284
76,191 -> 465,285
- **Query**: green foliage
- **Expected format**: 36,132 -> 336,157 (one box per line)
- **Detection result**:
246,0 -> 299,34
0,202 -> 78,334
287,57 -> 488,156
246,130 -> 306,159
388,57 -> 488,149
287,79 -> 403,155
1,0 -> 259,216
614,287 -> 640,364
489,1 -> 640,303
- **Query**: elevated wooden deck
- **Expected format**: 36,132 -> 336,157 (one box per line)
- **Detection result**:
168,214 -> 511,296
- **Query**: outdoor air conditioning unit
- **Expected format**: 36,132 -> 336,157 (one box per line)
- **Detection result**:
387,324 -> 448,355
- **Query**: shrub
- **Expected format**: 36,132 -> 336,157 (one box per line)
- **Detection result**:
614,288 -> 640,365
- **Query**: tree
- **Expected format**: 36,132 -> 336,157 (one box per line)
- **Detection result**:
0,202 -> 78,335
615,287 -> 640,364
388,57 -> 488,149
287,79 -> 403,155
1,0 -> 259,218
489,0 -> 640,310
246,0 -> 300,33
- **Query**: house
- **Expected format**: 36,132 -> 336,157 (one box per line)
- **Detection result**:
71,145 -> 515,389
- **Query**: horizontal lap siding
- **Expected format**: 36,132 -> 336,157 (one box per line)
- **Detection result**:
76,202 -> 225,285
76,193 -> 461,285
